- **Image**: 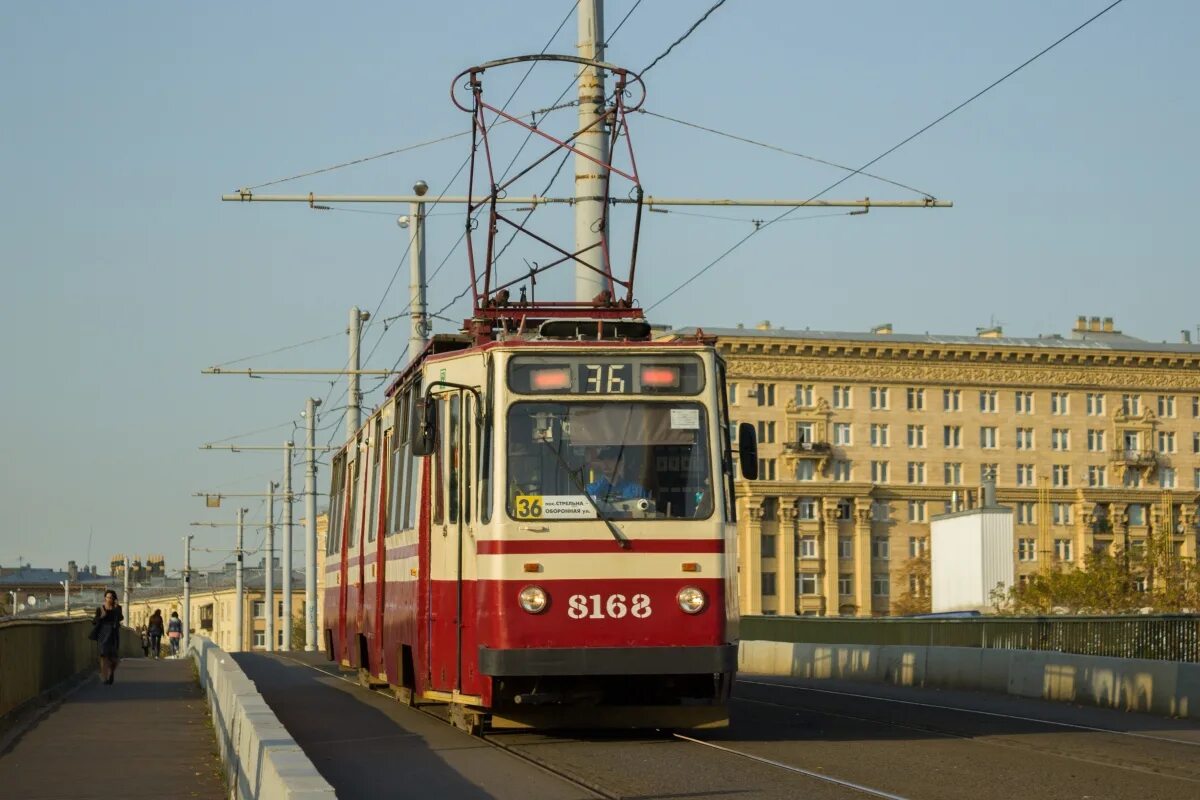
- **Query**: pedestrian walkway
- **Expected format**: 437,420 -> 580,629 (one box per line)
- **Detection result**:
0,658 -> 225,800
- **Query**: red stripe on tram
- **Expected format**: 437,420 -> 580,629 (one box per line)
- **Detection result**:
476,539 -> 724,555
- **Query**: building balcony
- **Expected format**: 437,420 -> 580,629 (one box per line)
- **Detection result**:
1110,448 -> 1157,467
783,440 -> 833,456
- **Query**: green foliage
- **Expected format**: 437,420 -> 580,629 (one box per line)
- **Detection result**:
290,613 -> 306,651
893,552 -> 932,616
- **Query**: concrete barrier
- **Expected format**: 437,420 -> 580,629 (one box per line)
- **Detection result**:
740,639 -> 1200,719
0,618 -> 142,720
190,636 -> 336,799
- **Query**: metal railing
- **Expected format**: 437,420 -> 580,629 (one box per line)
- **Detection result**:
741,614 -> 1200,663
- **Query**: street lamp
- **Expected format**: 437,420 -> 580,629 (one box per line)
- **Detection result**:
59,579 -> 70,617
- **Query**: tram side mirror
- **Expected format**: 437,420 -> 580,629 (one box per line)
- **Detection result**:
412,397 -> 437,456
737,422 -> 758,480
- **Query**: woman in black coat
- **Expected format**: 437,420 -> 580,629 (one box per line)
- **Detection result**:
147,609 -> 165,659
92,589 -> 124,684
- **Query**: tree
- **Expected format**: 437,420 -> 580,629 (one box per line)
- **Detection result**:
892,552 -> 931,615
290,613 -> 306,651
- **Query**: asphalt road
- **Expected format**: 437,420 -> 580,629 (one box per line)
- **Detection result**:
237,652 -> 1200,800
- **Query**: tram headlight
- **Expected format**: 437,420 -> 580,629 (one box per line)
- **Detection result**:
518,585 -> 549,614
676,586 -> 706,614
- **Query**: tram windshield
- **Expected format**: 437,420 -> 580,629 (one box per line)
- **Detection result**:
506,402 -> 713,521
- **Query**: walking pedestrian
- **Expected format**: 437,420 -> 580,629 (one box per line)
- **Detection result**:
167,610 -> 183,657
90,590 -> 123,685
140,626 -> 150,657
147,609 -> 165,659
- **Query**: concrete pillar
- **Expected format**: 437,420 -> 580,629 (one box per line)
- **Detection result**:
778,503 -> 798,616
821,499 -> 841,616
741,499 -> 764,614
1180,505 -> 1197,561
854,500 -> 874,617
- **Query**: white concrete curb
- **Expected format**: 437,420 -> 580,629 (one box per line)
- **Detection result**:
190,637 -> 337,799
740,639 -> 1200,718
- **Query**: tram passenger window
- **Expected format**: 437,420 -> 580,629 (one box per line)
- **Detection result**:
347,454 -> 361,549
391,392 -> 408,534
463,394 -> 472,525
447,395 -> 461,523
432,398 -> 444,526
366,421 -> 381,543
327,456 -> 345,554
506,402 -> 713,521
403,380 -> 421,530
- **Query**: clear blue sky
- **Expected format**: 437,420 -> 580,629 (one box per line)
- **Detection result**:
2,1 -> 1195,575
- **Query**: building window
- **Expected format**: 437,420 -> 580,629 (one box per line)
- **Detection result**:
1051,428 -> 1070,451
1194,395 -> 1199,418
872,537 -> 890,560
979,390 -> 997,413
761,534 -> 777,559
870,423 -> 890,447
943,425 -> 961,448
834,423 -> 852,446
796,460 -> 815,481
943,462 -> 962,485
872,501 -> 891,522
1018,538 -> 1037,562
799,535 -> 818,558
907,424 -> 925,448
1194,468 -> 1200,489
798,499 -> 817,520
253,632 -> 266,648
1158,431 -> 1176,453
1132,576 -> 1147,593
1128,504 -> 1145,526
1054,539 -> 1073,562
838,536 -> 853,559
871,575 -> 890,596
757,420 -> 776,444
907,501 -> 927,523
795,384 -> 814,407
1121,394 -> 1141,415
1158,395 -> 1176,418
1016,502 -> 1036,525
1016,464 -> 1035,486
1124,469 -> 1142,488
832,461 -> 851,482
795,422 -> 813,444
871,460 -> 890,483
836,499 -> 853,520
1052,502 -> 1072,525
907,388 -> 925,411
761,572 -> 777,596
755,383 -> 776,406
728,383 -> 738,405
1014,391 -> 1033,414
757,458 -> 777,481
798,573 -> 818,595
907,461 -> 926,484
1016,427 -> 1034,450
909,536 -> 928,557
1193,432 -> 1200,454
832,386 -> 852,409
252,601 -> 265,619
870,386 -> 890,410
1086,393 -> 1105,416
838,574 -> 853,596
980,426 -> 998,449
1088,465 -> 1107,487
1051,392 -> 1069,415
1053,464 -> 1070,487
1160,467 -> 1177,488
943,389 -> 961,411
1088,429 -> 1105,452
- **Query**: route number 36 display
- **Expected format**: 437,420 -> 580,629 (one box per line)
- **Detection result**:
567,593 -> 652,619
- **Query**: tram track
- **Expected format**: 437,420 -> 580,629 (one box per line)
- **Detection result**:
276,653 -> 912,799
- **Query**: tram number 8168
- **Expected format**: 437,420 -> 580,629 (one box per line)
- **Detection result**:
567,593 -> 652,619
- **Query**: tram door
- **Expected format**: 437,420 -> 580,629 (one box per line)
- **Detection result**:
428,392 -> 468,691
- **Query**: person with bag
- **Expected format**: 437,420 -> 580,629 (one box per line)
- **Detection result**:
90,590 -> 123,684
167,610 -> 183,657
147,609 -> 165,659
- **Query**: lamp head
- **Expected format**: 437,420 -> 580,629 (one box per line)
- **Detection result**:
413,179 -> 428,197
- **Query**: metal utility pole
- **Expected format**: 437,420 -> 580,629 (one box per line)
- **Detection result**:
403,180 -> 429,363
281,440 -> 294,651
575,0 -> 607,302
182,535 -> 192,653
236,507 -> 246,652
123,555 -> 130,613
348,306 -> 368,441
60,580 -> 70,617
304,398 -> 321,651
265,482 -> 276,652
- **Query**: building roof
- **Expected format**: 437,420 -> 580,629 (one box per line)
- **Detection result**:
666,325 -> 1200,355
0,566 -> 115,587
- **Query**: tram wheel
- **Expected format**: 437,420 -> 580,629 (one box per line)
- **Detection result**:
449,703 -> 484,736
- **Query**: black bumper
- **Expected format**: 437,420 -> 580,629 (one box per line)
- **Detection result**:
478,644 -> 738,676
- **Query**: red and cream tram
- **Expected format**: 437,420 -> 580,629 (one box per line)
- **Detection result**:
323,325 -> 757,731
321,55 -> 757,731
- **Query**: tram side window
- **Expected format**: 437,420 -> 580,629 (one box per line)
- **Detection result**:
463,394 -> 473,525
404,380 -> 421,530
389,397 -> 404,532
447,395 -> 461,524
348,454 -> 361,549
366,421 -> 382,543
327,456 -> 345,555
432,395 -> 444,526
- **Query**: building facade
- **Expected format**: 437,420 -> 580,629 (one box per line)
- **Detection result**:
668,317 -> 1200,616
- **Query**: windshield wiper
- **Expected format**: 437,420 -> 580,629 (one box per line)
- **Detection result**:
536,438 -> 630,550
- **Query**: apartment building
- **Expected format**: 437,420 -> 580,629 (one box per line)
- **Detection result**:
665,317 -> 1200,616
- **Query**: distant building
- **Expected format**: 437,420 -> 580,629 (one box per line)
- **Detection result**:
0,561 -> 116,615
661,316 -> 1200,617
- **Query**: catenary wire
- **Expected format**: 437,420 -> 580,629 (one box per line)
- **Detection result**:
642,0 -> 728,75
647,0 -> 1128,311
